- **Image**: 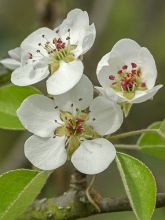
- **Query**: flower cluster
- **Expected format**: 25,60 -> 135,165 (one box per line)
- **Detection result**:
1,9 -> 162,174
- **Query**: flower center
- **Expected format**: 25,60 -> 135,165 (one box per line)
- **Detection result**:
27,30 -> 77,74
55,111 -> 89,138
54,110 -> 100,158
108,62 -> 147,99
66,117 -> 85,136
45,36 -> 77,74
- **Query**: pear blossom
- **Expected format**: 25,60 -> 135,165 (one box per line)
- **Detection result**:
17,75 -> 123,174
1,9 -> 96,95
96,39 -> 163,104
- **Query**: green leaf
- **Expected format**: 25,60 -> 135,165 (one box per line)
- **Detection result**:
0,85 -> 41,130
138,121 -> 165,159
0,169 -> 50,220
116,153 -> 156,220
0,70 -> 11,85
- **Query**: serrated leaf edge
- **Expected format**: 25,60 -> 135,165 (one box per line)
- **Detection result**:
116,152 -> 157,220
0,169 -> 48,220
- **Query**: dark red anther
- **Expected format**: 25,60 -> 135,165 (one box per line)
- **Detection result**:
57,38 -> 62,44
76,126 -> 83,132
141,82 -> 146,88
137,70 -> 141,76
131,69 -> 136,74
122,65 -> 128,70
127,73 -> 132,78
118,70 -> 123,74
66,124 -> 72,129
53,38 -> 65,50
131,63 -> 137,68
109,75 -> 115,80
28,53 -> 33,59
121,79 -> 128,90
76,118 -> 84,123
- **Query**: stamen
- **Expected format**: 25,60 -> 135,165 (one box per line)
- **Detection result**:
118,70 -> 123,74
122,65 -> 128,70
109,75 -> 115,80
54,120 -> 62,125
28,53 -> 33,59
131,63 -> 137,68
141,82 -> 146,87
79,98 -> 83,101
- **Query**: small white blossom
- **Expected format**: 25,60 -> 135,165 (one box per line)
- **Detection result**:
17,75 -> 123,174
96,39 -> 163,104
1,9 -> 96,95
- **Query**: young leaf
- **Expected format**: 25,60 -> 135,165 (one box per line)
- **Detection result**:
116,153 -> 156,220
0,169 -> 50,220
0,85 -> 41,130
138,121 -> 165,159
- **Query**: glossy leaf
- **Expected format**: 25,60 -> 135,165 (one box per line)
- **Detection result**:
138,121 -> 165,159
0,85 -> 41,130
116,153 -> 156,220
0,169 -> 50,220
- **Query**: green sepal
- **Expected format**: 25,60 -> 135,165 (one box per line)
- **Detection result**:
83,125 -> 100,139
67,136 -> 80,159
49,62 -> 60,74
121,102 -> 132,117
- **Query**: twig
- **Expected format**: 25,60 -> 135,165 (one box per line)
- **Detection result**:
21,192 -> 165,220
106,129 -> 158,140
115,144 -> 139,150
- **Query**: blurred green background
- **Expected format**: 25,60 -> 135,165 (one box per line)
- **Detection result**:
0,0 -> 165,219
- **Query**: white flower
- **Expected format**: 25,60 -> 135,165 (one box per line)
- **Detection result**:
96,39 -> 163,104
17,75 -> 123,174
1,9 -> 96,95
0,47 -> 21,70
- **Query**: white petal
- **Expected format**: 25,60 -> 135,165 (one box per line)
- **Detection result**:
58,9 -> 89,38
56,9 -> 95,57
25,135 -> 67,170
54,74 -> 93,113
71,138 -> 116,175
96,52 -> 111,75
95,86 -> 125,103
81,23 -> 96,54
97,51 -> 123,87
131,85 -> 163,104
21,27 -> 57,57
111,38 -> 141,62
46,60 -> 84,95
88,96 -> 123,135
11,64 -> 49,86
0,58 -> 20,70
8,47 -> 21,61
17,94 -> 62,137
138,47 -> 157,89
73,23 -> 96,57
